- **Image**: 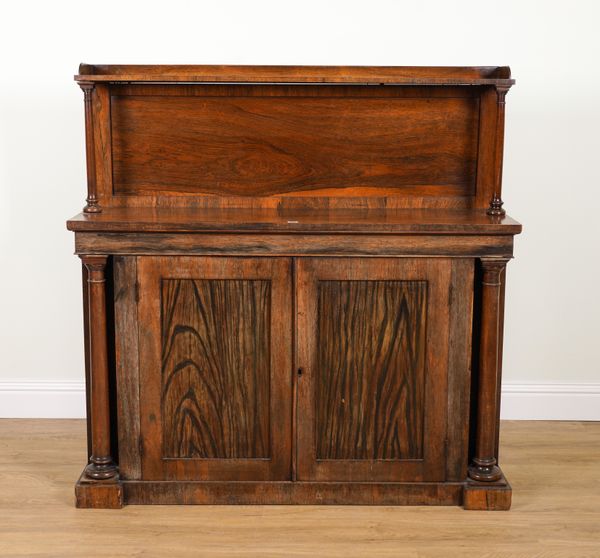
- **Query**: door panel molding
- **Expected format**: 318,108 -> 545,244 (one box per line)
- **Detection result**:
296,257 -> 453,482
136,256 -> 293,481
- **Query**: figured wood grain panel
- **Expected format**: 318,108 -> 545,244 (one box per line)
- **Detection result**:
161,278 -> 271,459
316,280 -> 427,460
137,256 -> 292,481
296,258 -> 451,483
111,94 -> 479,198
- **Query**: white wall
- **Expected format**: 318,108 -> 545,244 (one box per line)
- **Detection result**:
1,0 -> 599,418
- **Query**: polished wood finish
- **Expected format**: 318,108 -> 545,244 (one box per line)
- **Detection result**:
80,255 -> 117,480
113,256 -> 142,480
79,83 -> 101,213
445,259 -> 475,481
76,64 -> 514,85
71,66 -> 514,212
136,256 -> 292,481
487,87 -> 511,216
315,280 -> 427,460
111,93 -> 478,198
160,279 -> 271,459
68,65 -> 520,508
67,207 -> 522,234
469,258 -> 509,482
296,258 -> 454,482
73,232 -> 515,258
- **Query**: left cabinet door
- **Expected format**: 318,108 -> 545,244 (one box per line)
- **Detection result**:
129,256 -> 292,481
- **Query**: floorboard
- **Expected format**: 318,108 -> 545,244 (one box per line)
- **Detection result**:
0,420 -> 599,557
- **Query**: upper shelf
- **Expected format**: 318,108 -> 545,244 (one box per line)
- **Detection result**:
75,64 -> 515,86
67,208 -> 522,235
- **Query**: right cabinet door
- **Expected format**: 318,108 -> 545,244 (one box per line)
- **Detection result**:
296,257 -> 469,482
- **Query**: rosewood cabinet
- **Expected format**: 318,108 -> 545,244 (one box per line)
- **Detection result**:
67,64 -> 521,509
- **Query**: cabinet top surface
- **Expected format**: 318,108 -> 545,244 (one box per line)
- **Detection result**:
67,208 -> 522,235
75,64 -> 514,86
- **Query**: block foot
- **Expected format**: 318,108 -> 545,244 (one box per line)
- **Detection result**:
75,470 -> 123,509
463,471 -> 512,510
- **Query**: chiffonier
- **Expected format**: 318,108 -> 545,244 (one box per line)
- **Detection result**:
67,64 -> 521,509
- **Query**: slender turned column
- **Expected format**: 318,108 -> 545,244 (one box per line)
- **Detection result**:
469,257 -> 509,482
487,85 -> 510,216
81,255 -> 117,480
79,82 -> 101,213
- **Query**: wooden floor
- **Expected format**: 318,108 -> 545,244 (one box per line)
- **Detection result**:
0,421 -> 599,557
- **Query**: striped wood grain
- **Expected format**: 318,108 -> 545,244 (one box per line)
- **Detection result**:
161,278 -> 271,459
315,280 -> 427,460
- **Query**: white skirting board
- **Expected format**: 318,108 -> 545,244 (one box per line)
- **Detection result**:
500,383 -> 600,421
0,382 -> 87,419
0,381 -> 599,420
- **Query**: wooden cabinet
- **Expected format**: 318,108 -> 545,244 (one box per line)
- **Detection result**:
68,65 -> 521,509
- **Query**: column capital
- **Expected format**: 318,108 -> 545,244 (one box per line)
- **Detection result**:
495,84 -> 511,103
480,257 -> 510,275
80,255 -> 108,272
79,81 -> 95,95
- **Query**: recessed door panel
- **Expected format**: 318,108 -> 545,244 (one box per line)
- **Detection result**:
296,258 -> 452,482
137,256 -> 292,481
161,278 -> 271,460
315,279 -> 427,461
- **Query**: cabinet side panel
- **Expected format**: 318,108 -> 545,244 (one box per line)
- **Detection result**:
161,279 -> 272,459
316,280 -> 427,460
114,256 -> 141,479
446,259 -> 475,481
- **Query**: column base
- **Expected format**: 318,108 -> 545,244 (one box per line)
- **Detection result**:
468,457 -> 502,482
75,470 -> 123,509
84,456 -> 118,480
463,471 -> 512,510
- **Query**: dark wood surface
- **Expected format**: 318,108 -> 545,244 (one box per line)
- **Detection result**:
121,480 -> 465,506
296,258 -> 452,482
315,279 -> 427,461
74,232 -> 515,258
161,278 -> 271,459
79,256 -> 117,481
136,256 -> 292,481
113,256 -> 142,479
69,65 -> 519,508
468,258 -> 509,482
446,259 -> 475,481
68,208 -> 522,234
76,64 -> 514,85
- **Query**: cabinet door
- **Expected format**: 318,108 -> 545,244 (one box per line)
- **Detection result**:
296,258 -> 455,482
137,256 -> 292,481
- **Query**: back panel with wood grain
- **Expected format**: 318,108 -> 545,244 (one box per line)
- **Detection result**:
111,89 -> 479,200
